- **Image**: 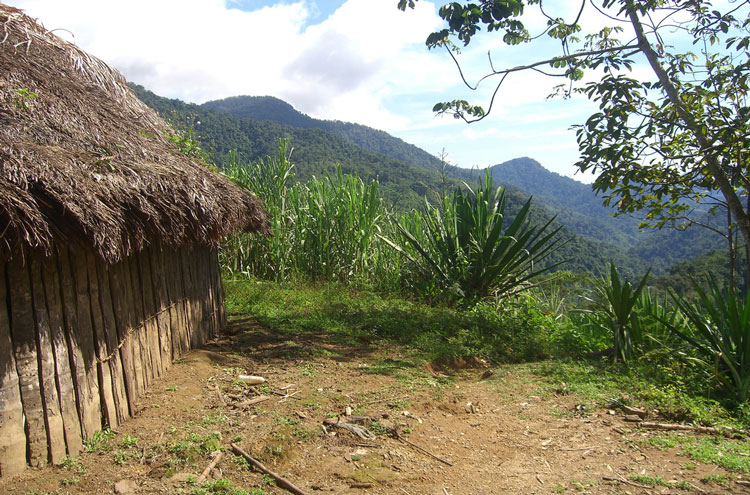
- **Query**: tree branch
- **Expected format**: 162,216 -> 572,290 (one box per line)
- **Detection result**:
627,4 -> 750,247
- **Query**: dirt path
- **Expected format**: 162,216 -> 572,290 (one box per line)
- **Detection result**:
2,318 -> 747,495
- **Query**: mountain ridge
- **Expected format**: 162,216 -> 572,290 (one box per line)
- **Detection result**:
131,84 -> 722,276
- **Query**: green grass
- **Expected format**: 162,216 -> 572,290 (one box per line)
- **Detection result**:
682,436 -> 750,472
700,473 -> 729,486
83,428 -> 116,453
120,434 -> 139,448
528,359 -> 741,427
224,278 -> 750,432
190,478 -> 266,495
224,279 -> 553,364
630,474 -> 668,486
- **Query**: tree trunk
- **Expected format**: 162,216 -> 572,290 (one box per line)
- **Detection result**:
627,5 -> 750,253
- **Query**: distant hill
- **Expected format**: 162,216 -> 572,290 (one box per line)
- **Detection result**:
132,85 -> 452,210
201,95 -> 467,178
486,157 -> 724,272
131,84 -> 721,277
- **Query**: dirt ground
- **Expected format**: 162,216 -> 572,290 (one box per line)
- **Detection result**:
3,317 -> 749,495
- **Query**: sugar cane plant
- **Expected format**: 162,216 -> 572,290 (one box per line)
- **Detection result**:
221,140 -> 395,284
385,170 -> 564,306
221,140 -> 296,280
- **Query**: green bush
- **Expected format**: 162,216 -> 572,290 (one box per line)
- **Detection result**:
667,278 -> 750,404
387,170 -> 563,306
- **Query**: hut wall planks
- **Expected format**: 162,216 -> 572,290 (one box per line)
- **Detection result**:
0,244 -> 225,475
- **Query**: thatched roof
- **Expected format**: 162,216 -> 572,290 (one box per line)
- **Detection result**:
0,4 -> 269,263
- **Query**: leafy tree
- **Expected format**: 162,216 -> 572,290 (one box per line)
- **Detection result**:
398,0 -> 750,284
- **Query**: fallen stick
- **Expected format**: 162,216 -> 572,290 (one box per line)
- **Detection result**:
231,443 -> 309,495
361,395 -> 409,405
394,432 -> 453,466
639,421 -> 745,437
270,390 -> 302,400
558,446 -> 600,452
236,395 -> 270,408
602,475 -> 649,489
197,451 -> 223,483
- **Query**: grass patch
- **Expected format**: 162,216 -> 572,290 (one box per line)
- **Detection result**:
190,478 -> 266,495
224,279 -> 553,365
630,474 -> 668,486
528,359 -> 742,427
83,428 -> 116,453
682,436 -> 750,472
700,473 -> 729,486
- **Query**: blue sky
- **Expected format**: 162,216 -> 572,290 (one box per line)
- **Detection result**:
9,0 -> 672,182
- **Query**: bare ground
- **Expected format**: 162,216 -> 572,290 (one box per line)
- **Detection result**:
3,317 -> 748,495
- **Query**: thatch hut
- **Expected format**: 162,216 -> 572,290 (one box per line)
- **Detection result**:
0,4 -> 269,475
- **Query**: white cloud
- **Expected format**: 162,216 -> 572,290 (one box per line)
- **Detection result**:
8,0 -> 643,181
10,0 -> 456,132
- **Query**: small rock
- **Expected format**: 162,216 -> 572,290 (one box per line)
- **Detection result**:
479,370 -> 494,380
295,411 -> 307,419
114,479 -> 137,494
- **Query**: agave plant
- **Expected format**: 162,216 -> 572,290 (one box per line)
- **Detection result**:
666,278 -> 750,404
586,264 -> 651,363
386,170 -> 564,305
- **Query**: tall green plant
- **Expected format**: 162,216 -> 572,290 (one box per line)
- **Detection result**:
386,170 -> 564,305
291,167 -> 386,282
667,278 -> 750,404
221,140 -> 296,280
591,264 -> 651,363
221,141 -> 396,285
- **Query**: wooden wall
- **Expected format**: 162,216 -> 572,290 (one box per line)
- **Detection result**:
0,244 -> 226,476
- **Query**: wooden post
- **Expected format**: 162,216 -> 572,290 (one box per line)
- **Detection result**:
213,248 -> 227,331
137,250 -> 163,379
7,254 -> 49,466
29,255 -> 66,464
42,254 -> 83,456
95,258 -> 130,423
128,256 -> 153,388
171,249 -> 190,358
117,258 -> 145,398
68,248 -> 103,437
204,249 -> 215,338
58,248 -> 97,440
85,252 -> 117,429
148,246 -> 173,370
107,260 -> 137,415
0,260 -> 28,476
179,248 -> 198,349
161,248 -> 182,361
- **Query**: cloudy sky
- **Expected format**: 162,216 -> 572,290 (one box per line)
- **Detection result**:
9,0 -> 640,181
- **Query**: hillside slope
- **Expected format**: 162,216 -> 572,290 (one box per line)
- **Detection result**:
201,95 -> 472,179
132,85 -> 713,276
487,157 -> 724,272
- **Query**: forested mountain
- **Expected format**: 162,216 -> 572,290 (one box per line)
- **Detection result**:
132,85 -> 449,210
487,157 -> 724,272
131,84 -> 719,276
201,95 -> 470,178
